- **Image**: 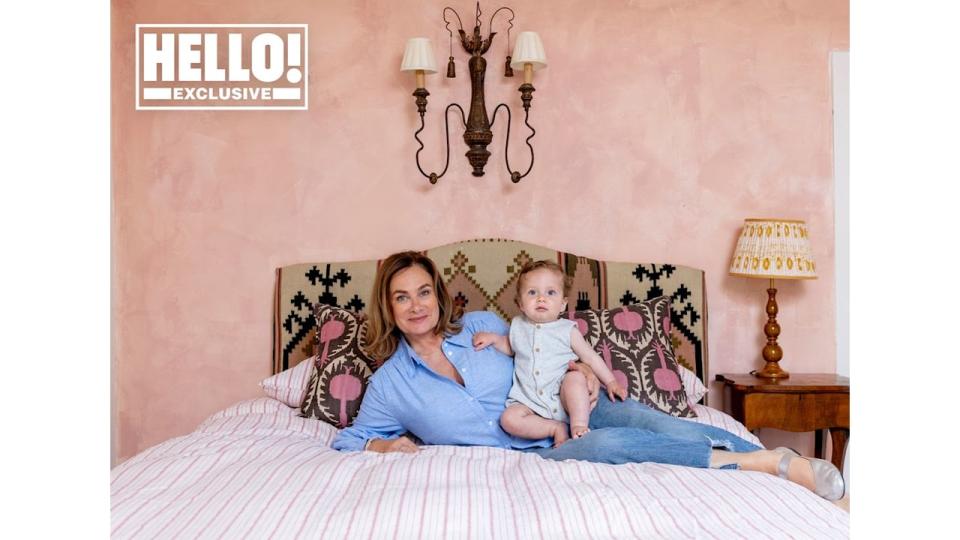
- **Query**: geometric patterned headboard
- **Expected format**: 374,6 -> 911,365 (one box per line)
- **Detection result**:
274,238 -> 708,388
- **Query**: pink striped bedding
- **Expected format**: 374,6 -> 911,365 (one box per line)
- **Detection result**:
111,398 -> 849,539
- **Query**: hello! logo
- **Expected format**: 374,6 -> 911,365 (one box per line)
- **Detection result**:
136,24 -> 308,110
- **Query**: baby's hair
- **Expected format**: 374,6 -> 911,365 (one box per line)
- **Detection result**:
515,260 -> 572,301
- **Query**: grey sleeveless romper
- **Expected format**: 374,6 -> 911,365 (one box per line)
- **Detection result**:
505,316 -> 579,422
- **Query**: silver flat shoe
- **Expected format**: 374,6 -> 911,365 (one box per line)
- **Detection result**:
775,447 -> 846,501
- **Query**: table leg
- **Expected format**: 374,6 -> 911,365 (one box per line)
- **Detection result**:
829,428 -> 849,471
815,429 -> 824,460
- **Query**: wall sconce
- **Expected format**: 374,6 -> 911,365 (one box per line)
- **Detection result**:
401,3 -> 547,184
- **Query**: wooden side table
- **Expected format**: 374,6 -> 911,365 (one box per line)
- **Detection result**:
715,373 -> 850,471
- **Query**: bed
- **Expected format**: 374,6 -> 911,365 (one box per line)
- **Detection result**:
111,239 -> 849,538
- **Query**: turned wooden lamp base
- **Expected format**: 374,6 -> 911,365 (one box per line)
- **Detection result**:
755,360 -> 789,380
755,279 -> 789,380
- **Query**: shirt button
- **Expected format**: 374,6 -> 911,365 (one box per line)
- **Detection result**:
487,420 -> 494,426
535,347 -> 540,352
553,408 -> 557,413
536,324 -> 541,329
535,370 -> 540,376
538,390 -> 543,395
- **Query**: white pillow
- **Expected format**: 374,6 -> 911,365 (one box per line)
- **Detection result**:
259,357 -> 315,407
679,366 -> 708,405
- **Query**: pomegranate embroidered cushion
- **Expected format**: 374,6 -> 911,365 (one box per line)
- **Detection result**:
560,296 -> 694,417
299,304 -> 381,428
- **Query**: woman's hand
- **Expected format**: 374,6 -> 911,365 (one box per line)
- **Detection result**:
568,361 -> 600,406
367,436 -> 419,454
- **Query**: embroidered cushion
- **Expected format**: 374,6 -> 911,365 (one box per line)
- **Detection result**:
299,304 -> 380,428
561,296 -> 694,417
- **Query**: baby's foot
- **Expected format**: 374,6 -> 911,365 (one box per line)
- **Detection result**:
550,421 -> 569,447
571,425 -> 590,439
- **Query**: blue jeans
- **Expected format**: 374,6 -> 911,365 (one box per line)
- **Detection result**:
525,393 -> 761,468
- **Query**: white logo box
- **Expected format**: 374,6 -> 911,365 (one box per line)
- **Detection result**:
135,24 -> 308,110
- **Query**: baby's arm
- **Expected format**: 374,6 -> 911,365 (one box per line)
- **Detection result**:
472,332 -> 513,356
569,329 -> 628,401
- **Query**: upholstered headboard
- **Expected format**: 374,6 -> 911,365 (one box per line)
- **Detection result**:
273,238 -> 709,386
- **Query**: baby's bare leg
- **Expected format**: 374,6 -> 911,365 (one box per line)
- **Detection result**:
561,371 -> 591,438
501,403 -> 568,446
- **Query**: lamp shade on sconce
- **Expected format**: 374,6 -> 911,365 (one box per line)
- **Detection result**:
400,38 -> 438,73
509,31 -> 547,71
729,219 -> 817,280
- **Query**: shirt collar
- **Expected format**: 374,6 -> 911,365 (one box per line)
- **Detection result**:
397,337 -> 421,377
445,328 -> 473,349
398,329 -> 472,375
400,329 -> 473,351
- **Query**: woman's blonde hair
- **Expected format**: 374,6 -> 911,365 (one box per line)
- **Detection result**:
365,251 -> 463,361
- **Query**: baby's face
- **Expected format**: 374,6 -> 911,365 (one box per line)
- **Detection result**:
517,268 -> 567,324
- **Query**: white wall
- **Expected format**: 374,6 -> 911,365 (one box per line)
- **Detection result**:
831,49 -> 850,487
832,50 -> 850,379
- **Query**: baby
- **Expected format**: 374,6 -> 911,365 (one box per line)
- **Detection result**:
473,260 -> 627,446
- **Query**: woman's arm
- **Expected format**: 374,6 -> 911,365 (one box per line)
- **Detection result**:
331,374 -> 413,453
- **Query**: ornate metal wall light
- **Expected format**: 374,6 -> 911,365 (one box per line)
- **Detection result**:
401,3 -> 547,184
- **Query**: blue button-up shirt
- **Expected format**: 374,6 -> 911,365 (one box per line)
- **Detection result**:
332,311 -> 551,452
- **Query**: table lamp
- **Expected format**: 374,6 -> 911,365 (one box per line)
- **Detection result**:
729,219 -> 817,379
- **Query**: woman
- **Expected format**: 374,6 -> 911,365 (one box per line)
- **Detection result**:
332,251 -> 844,501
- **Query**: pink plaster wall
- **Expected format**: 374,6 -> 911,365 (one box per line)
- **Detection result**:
112,0 -> 849,464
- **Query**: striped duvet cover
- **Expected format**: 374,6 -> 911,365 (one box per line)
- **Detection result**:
111,398 -> 849,539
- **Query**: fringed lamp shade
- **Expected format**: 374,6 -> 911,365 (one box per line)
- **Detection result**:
729,219 -> 817,280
